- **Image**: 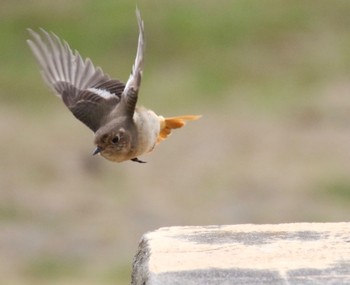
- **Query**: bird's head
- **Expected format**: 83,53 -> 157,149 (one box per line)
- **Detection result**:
93,117 -> 137,162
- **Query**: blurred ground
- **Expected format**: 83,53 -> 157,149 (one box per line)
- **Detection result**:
1,0 -> 350,284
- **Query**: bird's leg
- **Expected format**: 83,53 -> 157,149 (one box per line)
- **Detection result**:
131,157 -> 147,163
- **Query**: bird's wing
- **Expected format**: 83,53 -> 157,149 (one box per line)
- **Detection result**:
27,29 -> 125,132
121,8 -> 145,115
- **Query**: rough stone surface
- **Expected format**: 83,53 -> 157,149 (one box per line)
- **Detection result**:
131,223 -> 350,285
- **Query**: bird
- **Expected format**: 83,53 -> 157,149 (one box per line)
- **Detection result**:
27,8 -> 200,163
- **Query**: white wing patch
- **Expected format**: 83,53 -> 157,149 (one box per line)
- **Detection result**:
88,88 -> 115,99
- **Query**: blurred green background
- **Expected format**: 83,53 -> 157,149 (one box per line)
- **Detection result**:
1,0 -> 350,284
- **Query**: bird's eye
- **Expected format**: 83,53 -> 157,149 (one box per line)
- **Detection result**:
111,135 -> 120,144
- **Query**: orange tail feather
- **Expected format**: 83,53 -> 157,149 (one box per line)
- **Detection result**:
158,115 -> 201,143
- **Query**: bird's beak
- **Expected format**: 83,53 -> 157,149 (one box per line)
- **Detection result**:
92,146 -> 102,156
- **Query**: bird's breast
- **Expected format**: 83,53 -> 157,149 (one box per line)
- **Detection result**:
133,108 -> 161,156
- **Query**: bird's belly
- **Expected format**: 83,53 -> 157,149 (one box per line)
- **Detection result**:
133,108 -> 160,156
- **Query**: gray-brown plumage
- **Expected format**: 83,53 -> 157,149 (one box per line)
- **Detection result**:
27,8 -> 200,163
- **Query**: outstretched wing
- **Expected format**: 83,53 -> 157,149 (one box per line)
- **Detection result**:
27,29 -> 125,132
121,8 -> 145,116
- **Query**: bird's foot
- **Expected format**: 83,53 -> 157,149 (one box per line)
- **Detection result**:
131,157 -> 147,163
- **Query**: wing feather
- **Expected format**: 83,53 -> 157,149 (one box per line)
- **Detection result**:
27,29 -> 124,132
27,9 -> 142,132
122,7 -> 145,99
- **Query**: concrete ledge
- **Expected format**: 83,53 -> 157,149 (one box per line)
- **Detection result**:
131,223 -> 350,285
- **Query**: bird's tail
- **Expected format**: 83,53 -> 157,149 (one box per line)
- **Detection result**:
158,115 -> 201,143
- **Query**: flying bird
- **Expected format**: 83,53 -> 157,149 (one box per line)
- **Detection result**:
27,8 -> 200,163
